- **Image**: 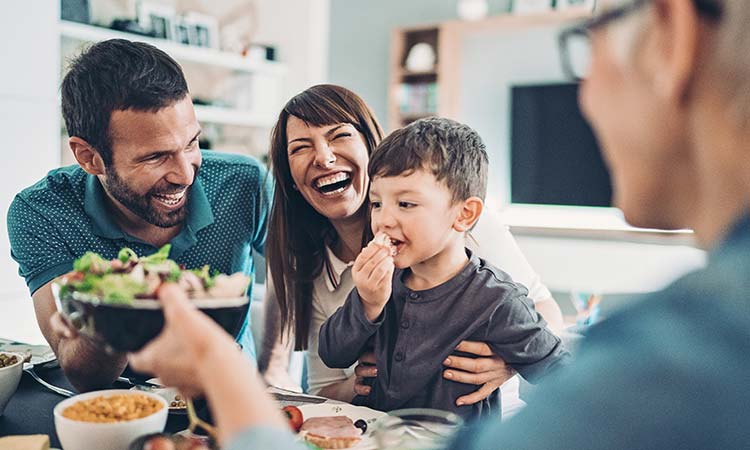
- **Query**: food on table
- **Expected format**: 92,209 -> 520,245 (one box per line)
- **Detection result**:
299,416 -> 363,449
353,419 -> 367,434
283,405 -> 304,432
0,354 -> 18,369
141,436 -> 175,450
371,232 -> 397,256
62,393 -> 164,423
0,435 -> 49,450
170,394 -> 187,409
56,244 -> 250,304
130,433 -> 213,450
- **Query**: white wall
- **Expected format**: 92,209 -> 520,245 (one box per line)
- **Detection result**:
0,1 -> 61,303
515,235 -> 705,294
328,0 -> 514,123
253,0 -> 330,100
458,24 -> 563,204
453,24 -> 706,294
0,1 -> 60,343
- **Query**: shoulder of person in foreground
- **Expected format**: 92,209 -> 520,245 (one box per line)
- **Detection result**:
225,426 -> 305,450
450,266 -> 750,450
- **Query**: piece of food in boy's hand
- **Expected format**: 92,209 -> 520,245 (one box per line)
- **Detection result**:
371,232 -> 397,256
299,416 -> 363,449
283,405 -> 304,432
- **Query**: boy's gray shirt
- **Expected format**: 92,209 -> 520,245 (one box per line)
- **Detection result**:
318,248 -> 570,419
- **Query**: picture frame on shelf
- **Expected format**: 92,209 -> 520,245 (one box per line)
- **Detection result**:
183,12 -> 220,49
61,0 -> 90,24
137,1 -> 175,40
171,16 -> 191,45
511,0 -> 555,15
557,0 -> 597,12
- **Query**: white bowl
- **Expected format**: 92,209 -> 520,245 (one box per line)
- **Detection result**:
54,389 -> 168,450
0,351 -> 24,416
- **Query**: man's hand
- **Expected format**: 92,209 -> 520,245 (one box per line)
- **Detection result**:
443,340 -> 515,406
351,239 -> 394,321
353,352 -> 377,396
33,283 -> 127,391
49,310 -> 78,340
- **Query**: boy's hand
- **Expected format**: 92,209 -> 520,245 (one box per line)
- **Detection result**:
352,234 -> 395,321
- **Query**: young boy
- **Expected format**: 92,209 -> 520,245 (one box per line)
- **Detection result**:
318,117 -> 570,419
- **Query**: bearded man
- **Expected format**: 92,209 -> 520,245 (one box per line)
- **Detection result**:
7,39 -> 271,391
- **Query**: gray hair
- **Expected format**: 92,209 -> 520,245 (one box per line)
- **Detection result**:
610,0 -> 750,125
714,0 -> 750,123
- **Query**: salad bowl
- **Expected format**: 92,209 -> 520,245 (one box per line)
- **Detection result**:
53,245 -> 251,353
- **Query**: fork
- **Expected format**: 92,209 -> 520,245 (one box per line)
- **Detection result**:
24,367 -> 75,397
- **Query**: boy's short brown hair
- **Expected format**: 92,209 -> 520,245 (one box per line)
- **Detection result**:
368,117 -> 489,202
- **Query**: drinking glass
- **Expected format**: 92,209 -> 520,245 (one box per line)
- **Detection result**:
373,408 -> 463,450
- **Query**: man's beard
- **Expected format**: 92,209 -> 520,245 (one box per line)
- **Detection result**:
104,167 -> 195,228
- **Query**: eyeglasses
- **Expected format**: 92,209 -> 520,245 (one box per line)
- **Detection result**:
558,0 -> 723,81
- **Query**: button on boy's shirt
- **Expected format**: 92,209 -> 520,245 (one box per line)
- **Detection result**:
319,249 -> 571,419
6,150 -> 272,359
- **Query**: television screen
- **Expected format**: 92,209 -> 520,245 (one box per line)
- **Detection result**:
510,83 -> 612,207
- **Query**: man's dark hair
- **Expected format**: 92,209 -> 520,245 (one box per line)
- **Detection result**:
61,39 -> 189,165
368,117 -> 489,202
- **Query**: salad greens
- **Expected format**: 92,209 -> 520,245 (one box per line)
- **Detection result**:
57,244 -> 249,304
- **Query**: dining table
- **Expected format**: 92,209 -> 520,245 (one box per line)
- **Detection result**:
0,366 -> 191,448
0,365 -> 329,448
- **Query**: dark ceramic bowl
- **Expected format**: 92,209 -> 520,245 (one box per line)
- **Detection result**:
53,286 -> 249,353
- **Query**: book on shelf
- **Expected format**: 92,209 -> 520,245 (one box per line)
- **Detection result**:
397,82 -> 438,116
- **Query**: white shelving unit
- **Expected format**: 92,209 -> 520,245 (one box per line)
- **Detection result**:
194,105 -> 277,128
60,20 -> 287,76
58,19 -> 287,159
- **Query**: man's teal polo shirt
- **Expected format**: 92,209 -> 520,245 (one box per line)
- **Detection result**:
7,150 -> 272,359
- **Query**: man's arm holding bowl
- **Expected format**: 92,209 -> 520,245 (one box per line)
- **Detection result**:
33,281 -> 127,392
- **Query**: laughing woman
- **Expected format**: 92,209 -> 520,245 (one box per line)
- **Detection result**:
260,84 -> 563,411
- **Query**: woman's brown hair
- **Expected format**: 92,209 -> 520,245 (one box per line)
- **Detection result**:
266,84 -> 384,350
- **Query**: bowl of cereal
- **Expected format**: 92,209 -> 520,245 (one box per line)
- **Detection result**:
53,389 -> 168,450
0,352 -> 24,416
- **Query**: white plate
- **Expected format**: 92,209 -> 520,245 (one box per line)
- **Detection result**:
297,403 -> 386,450
0,339 -> 57,370
129,385 -> 186,414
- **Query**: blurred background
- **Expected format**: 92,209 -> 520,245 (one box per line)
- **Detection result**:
0,0 -> 705,345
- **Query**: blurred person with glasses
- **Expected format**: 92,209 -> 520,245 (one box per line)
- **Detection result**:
129,0 -> 750,449
455,0 -> 750,447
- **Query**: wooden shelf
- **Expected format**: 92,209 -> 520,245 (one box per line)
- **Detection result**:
194,105 -> 277,127
59,20 -> 287,76
398,68 -> 439,78
442,9 -> 590,32
57,18 -> 286,162
389,25 -> 441,131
